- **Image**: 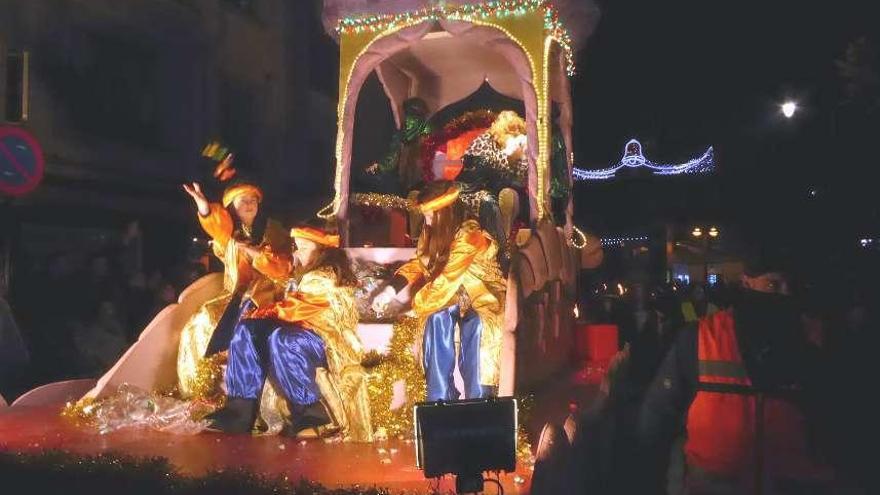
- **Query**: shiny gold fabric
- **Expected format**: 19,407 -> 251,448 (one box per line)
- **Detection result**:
177,293 -> 232,398
395,219 -> 506,387
178,204 -> 289,398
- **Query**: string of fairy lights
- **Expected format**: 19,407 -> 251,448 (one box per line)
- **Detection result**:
601,236 -> 650,248
335,0 -> 576,76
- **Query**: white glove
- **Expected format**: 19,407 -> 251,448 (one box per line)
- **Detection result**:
371,286 -> 397,315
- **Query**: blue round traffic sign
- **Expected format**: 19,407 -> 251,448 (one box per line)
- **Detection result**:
0,126 -> 45,197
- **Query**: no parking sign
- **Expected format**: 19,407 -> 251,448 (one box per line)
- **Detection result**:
0,126 -> 45,197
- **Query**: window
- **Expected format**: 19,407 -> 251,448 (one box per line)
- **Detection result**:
4,50 -> 29,122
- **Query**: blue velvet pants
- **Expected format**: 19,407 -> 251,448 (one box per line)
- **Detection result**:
226,318 -> 327,406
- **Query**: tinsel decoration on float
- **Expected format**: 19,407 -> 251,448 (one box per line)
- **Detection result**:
363,316 -> 427,441
351,193 -> 412,212
362,315 -> 535,466
62,384 -> 215,435
420,109 -> 497,182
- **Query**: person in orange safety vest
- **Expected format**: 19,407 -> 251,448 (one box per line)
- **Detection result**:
636,251 -> 834,494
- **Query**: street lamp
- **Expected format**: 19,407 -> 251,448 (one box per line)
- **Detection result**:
781,101 -> 797,119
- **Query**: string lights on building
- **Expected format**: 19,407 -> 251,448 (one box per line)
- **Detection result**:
573,139 -> 714,181
601,235 -> 650,248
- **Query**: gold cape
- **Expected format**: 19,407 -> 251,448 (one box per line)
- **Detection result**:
395,219 -> 506,387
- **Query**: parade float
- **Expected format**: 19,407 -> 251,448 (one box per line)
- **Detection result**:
69,0 -> 602,443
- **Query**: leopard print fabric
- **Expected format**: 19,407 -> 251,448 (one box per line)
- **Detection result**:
464,132 -> 528,185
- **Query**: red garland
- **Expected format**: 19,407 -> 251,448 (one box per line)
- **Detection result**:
420,110 -> 497,182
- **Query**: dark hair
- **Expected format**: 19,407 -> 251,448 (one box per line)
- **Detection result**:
742,247 -> 788,278
227,203 -> 268,244
295,218 -> 357,288
417,181 -> 465,280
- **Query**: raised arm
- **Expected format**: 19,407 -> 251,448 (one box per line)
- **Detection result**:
184,182 -> 234,255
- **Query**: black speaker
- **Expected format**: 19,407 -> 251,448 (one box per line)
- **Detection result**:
414,397 -> 517,479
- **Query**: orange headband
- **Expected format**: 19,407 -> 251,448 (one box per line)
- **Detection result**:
290,227 -> 340,248
419,186 -> 460,213
222,184 -> 263,208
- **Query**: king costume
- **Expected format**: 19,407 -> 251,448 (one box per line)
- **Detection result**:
394,188 -> 507,402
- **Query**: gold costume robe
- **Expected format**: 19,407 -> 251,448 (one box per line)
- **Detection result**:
177,203 -> 290,398
251,267 -> 373,442
395,219 -> 507,387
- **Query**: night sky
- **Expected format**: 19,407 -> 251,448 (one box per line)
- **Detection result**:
572,0 -> 871,161
561,0 -> 878,256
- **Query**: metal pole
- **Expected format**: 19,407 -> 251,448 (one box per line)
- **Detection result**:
703,237 -> 709,283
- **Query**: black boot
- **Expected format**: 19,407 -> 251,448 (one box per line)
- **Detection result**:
283,401 -> 332,437
205,397 -> 258,434
480,385 -> 498,398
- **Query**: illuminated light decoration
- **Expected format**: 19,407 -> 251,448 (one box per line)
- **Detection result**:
601,235 -> 649,247
335,0 -> 576,76
569,225 -> 588,249
859,238 -> 876,248
573,139 -> 715,181
316,201 -> 336,220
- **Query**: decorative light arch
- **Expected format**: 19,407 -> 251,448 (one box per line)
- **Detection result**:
573,139 -> 714,181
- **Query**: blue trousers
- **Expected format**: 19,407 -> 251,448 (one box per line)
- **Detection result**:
423,305 -> 486,401
226,318 -> 327,405
205,296 -> 256,357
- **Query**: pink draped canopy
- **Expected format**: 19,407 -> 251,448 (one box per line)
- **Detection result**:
321,0 -> 600,50
324,1 -> 599,223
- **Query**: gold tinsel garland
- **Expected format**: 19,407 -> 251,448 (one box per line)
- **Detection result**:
61,316 -> 533,465
352,193 -> 412,211
61,353 -> 228,426
515,392 -> 536,467
61,396 -> 101,426
365,316 -> 426,440
189,352 -> 227,402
